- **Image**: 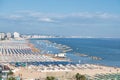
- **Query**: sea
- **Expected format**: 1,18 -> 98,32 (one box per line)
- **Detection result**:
30,38 -> 120,67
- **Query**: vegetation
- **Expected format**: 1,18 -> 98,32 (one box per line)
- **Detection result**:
0,73 -> 2,79
7,77 -> 16,80
7,70 -> 15,80
75,73 -> 86,80
45,76 -> 55,80
7,70 -> 13,76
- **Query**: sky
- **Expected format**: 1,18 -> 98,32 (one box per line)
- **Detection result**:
0,0 -> 120,38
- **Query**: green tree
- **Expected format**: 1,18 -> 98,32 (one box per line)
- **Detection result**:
7,77 -> 16,80
8,70 -> 13,76
80,75 -> 86,80
75,73 -> 81,80
75,73 -> 86,80
51,76 -> 55,80
0,74 -> 2,80
45,76 -> 55,80
46,76 -> 51,80
7,70 -> 14,80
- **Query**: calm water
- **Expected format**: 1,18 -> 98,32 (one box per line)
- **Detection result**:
30,38 -> 120,67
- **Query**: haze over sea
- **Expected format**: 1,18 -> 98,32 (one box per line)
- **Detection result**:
31,38 -> 120,67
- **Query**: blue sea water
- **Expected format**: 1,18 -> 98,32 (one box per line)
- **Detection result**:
30,38 -> 120,67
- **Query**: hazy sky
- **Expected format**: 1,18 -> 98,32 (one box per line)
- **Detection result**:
0,0 -> 120,37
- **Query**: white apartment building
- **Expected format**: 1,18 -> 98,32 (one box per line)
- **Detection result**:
0,33 -> 5,40
13,32 -> 20,38
6,32 -> 12,39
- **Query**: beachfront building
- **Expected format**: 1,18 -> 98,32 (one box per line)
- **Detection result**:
13,32 -> 20,39
21,34 -> 32,39
55,53 -> 66,58
6,32 -> 12,40
0,33 -> 6,40
14,32 -> 20,38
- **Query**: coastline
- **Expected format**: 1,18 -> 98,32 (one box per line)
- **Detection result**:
10,63 -> 120,80
32,38 -> 120,67
1,39 -> 120,80
0,39 -> 69,63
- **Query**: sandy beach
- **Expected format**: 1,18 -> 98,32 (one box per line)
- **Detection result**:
9,64 -> 120,80
0,40 -> 68,63
1,40 -> 120,80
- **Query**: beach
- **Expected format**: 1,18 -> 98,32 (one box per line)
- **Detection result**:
1,39 -> 120,80
0,40 -> 68,63
10,64 -> 120,80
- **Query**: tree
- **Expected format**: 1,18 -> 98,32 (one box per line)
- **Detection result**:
7,70 -> 14,80
51,76 -> 55,80
0,73 -> 2,80
46,76 -> 51,80
75,73 -> 81,80
7,77 -> 16,80
75,73 -> 86,80
80,75 -> 86,80
8,70 -> 13,76
45,76 -> 55,80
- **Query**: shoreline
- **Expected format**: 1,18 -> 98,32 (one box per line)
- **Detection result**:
0,40 -> 69,63
31,39 -> 120,68
9,63 -> 120,79
1,39 -> 120,79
